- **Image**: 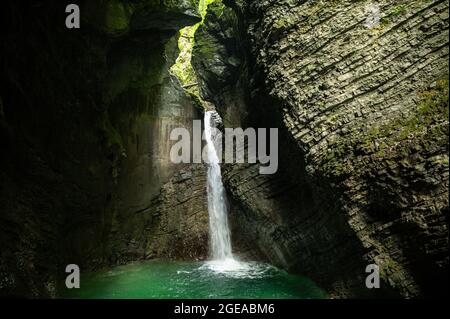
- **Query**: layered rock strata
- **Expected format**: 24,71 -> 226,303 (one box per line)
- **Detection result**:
193,0 -> 449,298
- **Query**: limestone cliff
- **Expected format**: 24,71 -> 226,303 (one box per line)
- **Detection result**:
193,0 -> 449,298
0,0 -> 208,297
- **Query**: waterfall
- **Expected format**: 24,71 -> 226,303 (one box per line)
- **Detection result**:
204,111 -> 234,261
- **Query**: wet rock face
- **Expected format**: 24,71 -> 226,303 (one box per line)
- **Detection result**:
0,0 -> 208,297
194,0 -> 449,297
146,165 -> 209,260
110,165 -> 209,263
193,1 -> 249,127
83,0 -> 201,34
130,0 -> 202,30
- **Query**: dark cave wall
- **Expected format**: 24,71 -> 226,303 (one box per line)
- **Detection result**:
0,0 -> 208,297
192,0 -> 449,298
193,0 -> 375,298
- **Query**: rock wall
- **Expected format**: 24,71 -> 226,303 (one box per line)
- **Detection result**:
193,0 -> 449,298
1,0 -> 448,299
0,0 -> 208,297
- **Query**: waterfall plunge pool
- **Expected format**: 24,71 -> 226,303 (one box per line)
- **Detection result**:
63,259 -> 327,299
63,112 -> 327,299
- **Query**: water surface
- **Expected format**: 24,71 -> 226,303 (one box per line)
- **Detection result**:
64,259 -> 327,299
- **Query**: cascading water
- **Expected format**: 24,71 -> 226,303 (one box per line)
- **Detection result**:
64,111 -> 327,298
204,111 -> 234,261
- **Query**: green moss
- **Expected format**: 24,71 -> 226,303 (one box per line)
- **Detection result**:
381,4 -> 408,26
320,75 -> 449,179
327,114 -> 339,123
379,257 -> 405,288
171,26 -> 199,85
273,16 -> 295,30
170,0 -> 218,106
364,75 -> 448,148
418,77 -> 449,115
194,35 -> 217,60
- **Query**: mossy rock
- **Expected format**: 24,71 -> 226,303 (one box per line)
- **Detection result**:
319,75 -> 449,180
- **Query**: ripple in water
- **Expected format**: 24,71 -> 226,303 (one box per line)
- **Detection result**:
63,260 -> 327,299
200,258 -> 278,279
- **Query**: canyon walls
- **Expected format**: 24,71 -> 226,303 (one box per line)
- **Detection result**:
193,0 -> 449,298
0,0 -> 208,297
0,0 -> 448,299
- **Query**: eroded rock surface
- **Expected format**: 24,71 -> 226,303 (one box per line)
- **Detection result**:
193,0 -> 449,298
0,0 -> 208,297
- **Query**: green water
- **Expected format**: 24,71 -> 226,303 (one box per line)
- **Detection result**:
64,259 -> 327,299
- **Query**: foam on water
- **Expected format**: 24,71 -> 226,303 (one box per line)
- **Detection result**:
200,258 -> 278,279
204,111 -> 273,278
204,111 -> 234,261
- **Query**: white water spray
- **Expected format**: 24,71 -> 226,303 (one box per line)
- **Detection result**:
204,111 -> 234,261
200,111 -> 279,276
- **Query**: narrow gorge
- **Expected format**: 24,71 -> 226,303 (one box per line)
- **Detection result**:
0,0 -> 448,299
